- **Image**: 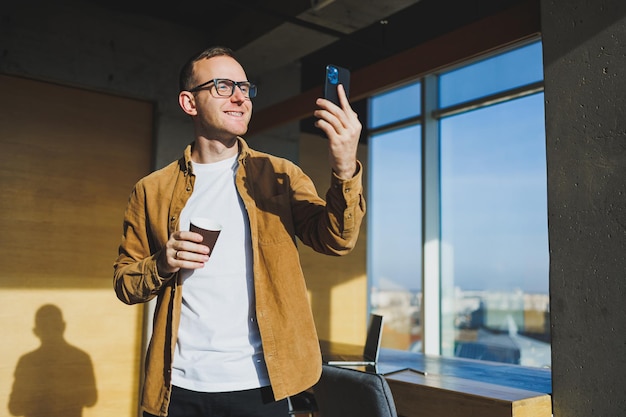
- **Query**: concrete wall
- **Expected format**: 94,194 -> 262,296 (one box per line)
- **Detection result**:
541,1 -> 626,416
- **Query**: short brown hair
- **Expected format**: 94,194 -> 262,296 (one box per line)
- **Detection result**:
179,46 -> 237,92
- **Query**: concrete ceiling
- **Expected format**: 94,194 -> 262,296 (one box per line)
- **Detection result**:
84,0 -> 527,94
89,0 -> 423,77
233,0 -> 424,75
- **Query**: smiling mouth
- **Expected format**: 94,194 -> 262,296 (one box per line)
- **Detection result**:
225,111 -> 244,117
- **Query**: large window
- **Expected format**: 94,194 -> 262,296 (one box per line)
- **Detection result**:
368,40 -> 550,368
369,124 -> 422,350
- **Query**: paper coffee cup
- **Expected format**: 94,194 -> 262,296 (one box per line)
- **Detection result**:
189,217 -> 222,254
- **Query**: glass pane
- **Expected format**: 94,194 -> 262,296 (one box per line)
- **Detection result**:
439,41 -> 544,108
368,125 -> 422,351
440,93 -> 550,368
369,81 -> 421,129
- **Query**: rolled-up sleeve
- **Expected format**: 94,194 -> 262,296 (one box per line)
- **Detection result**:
292,161 -> 366,255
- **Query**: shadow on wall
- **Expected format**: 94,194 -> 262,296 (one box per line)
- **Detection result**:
8,304 -> 98,417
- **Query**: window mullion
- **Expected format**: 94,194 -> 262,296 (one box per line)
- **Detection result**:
422,74 -> 442,355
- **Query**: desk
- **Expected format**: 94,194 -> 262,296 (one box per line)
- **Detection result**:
320,341 -> 552,417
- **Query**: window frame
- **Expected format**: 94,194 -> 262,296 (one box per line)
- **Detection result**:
367,37 -> 546,356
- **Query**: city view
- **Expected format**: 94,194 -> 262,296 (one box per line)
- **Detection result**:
372,287 -> 551,368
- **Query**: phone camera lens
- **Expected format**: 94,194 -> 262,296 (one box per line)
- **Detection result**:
327,66 -> 339,85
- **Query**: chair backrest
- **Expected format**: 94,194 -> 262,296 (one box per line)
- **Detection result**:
314,365 -> 398,417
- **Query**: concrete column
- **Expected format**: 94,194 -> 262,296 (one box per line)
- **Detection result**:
541,1 -> 626,415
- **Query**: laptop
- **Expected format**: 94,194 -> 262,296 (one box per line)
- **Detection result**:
322,314 -> 384,366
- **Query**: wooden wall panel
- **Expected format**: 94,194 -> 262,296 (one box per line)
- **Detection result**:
298,133 -> 368,345
0,74 -> 153,417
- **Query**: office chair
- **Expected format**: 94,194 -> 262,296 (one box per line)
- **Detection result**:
314,364 -> 398,417
288,390 -> 318,417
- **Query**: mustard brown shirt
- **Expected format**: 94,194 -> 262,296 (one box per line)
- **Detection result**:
113,138 -> 365,416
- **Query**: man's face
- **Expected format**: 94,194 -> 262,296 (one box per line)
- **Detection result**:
189,55 -> 252,140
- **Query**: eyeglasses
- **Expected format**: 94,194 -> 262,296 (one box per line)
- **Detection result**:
187,78 -> 257,99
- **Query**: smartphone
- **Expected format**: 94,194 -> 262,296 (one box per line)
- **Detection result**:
323,64 -> 350,106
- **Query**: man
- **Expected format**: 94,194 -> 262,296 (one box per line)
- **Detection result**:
114,46 -> 364,417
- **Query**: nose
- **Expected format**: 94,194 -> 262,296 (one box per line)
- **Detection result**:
231,85 -> 247,102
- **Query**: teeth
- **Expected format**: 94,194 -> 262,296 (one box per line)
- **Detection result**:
226,111 -> 243,116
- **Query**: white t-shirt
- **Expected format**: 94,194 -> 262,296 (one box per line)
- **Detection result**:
171,155 -> 269,392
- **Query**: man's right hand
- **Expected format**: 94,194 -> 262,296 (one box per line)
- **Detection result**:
157,230 -> 210,276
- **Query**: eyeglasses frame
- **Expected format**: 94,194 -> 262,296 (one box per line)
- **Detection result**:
187,78 -> 257,99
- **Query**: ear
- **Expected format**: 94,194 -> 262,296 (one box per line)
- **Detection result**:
179,91 -> 197,116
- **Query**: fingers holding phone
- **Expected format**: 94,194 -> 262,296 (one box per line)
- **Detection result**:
315,64 -> 361,179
